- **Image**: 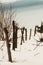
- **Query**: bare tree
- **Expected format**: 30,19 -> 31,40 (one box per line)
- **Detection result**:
0,3 -> 14,40
0,3 -> 4,40
0,3 -> 15,62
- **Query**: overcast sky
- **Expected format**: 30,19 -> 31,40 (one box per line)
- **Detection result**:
0,0 -> 43,3
0,0 -> 18,3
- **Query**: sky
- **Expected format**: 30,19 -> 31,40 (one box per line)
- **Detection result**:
1,0 -> 43,3
0,0 -> 43,28
0,0 -> 18,3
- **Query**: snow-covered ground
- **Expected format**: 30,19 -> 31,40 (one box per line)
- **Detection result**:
0,29 -> 43,65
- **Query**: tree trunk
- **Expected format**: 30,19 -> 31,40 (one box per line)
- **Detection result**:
4,27 -> 12,62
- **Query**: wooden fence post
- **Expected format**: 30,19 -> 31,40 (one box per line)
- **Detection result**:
34,26 -> 36,36
25,28 -> 27,41
12,21 -> 18,50
29,29 -> 32,40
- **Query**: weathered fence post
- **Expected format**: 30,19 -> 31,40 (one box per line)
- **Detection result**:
34,26 -> 36,36
21,27 -> 25,45
25,28 -> 27,41
29,29 -> 32,40
15,26 -> 18,48
4,27 -> 12,62
21,28 -> 23,45
12,20 -> 18,50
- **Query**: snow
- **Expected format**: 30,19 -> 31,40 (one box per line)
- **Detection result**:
0,30 -> 43,65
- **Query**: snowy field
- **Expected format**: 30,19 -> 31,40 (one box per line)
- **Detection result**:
0,29 -> 43,65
